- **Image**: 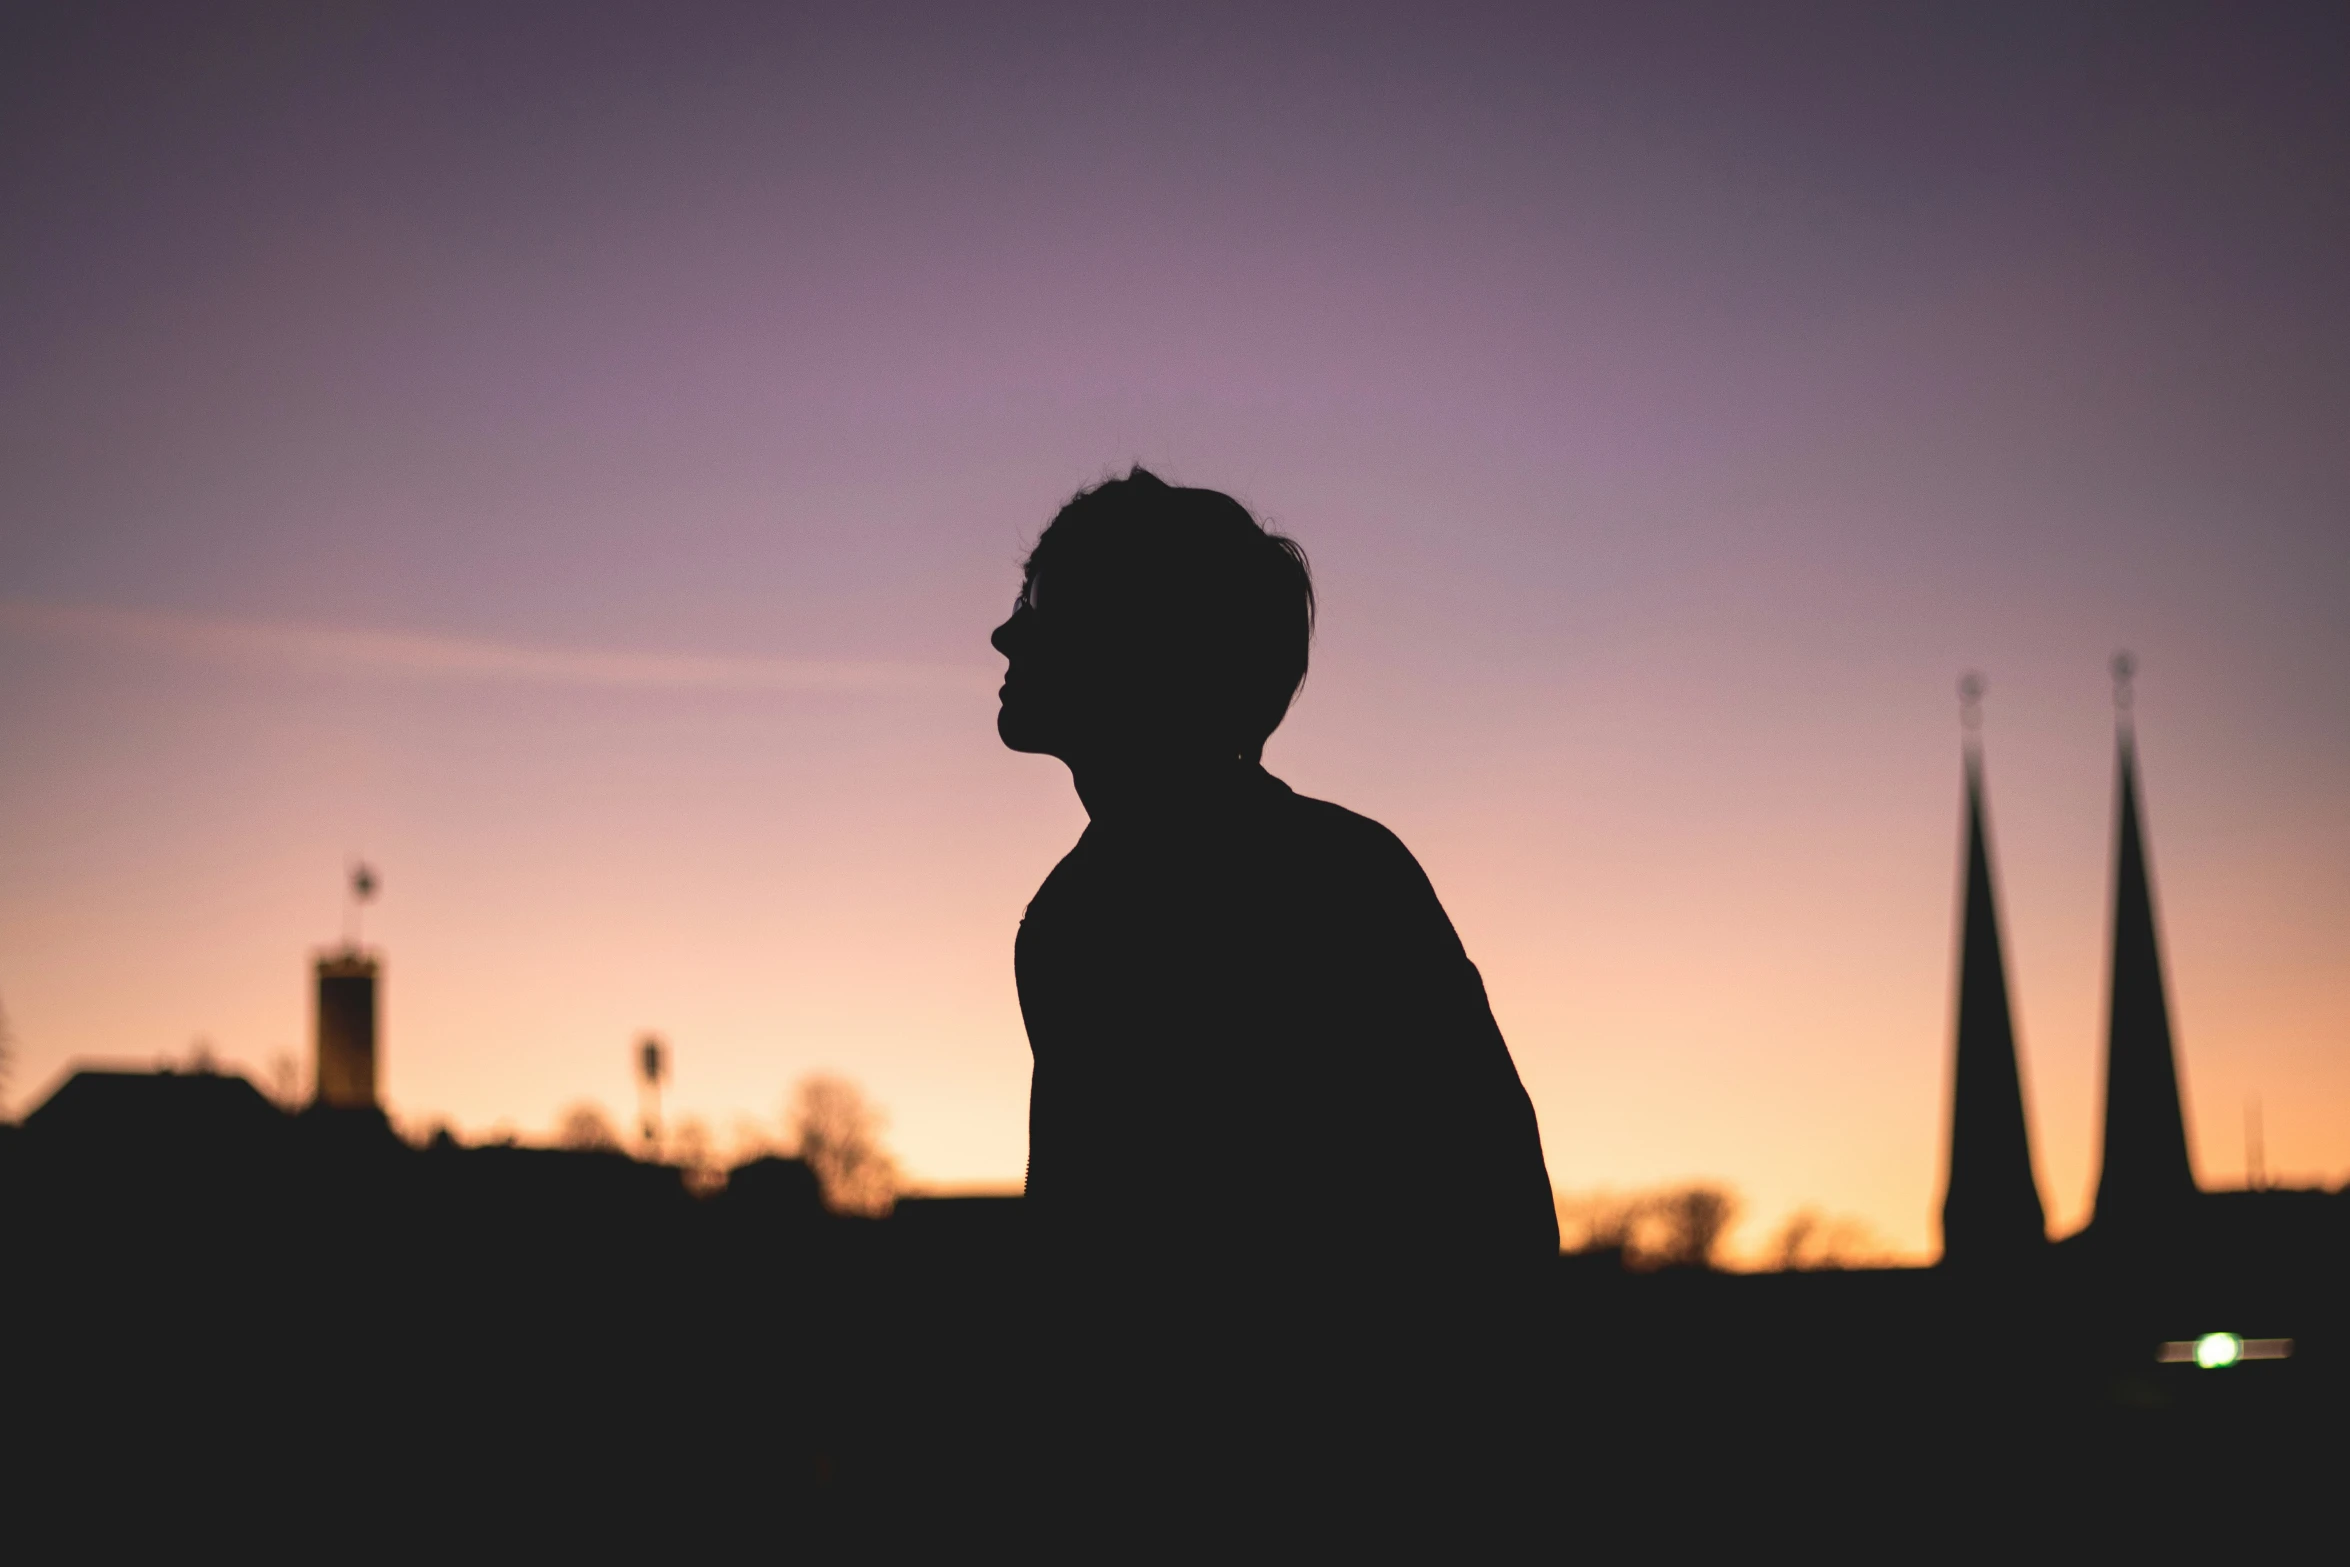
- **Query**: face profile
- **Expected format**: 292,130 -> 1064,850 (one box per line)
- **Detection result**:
988,467 -> 1316,783
989,575 -> 1081,761
991,568 -> 1195,771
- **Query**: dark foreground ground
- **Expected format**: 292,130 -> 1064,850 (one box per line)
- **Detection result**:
5,1098 -> 2340,1554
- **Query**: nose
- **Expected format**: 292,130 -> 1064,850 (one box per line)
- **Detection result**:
991,607 -> 1026,658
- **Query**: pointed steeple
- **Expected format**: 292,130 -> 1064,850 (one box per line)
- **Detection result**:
2090,654 -> 2197,1233
1939,675 -> 2047,1265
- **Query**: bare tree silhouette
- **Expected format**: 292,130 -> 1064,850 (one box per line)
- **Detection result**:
555,1102 -> 623,1152
266,1050 -> 302,1110
1771,1209 -> 1822,1270
669,1115 -> 725,1196
1769,1208 -> 1891,1271
1554,1189 -> 1646,1258
1557,1182 -> 1742,1270
789,1075 -> 899,1216
1645,1184 -> 1738,1269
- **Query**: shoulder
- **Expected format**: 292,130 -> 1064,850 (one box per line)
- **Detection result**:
1259,780 -> 1482,985
1262,782 -> 1440,899
1279,789 -> 1412,856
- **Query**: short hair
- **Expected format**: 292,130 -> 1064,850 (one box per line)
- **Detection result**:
1023,468 -> 1314,763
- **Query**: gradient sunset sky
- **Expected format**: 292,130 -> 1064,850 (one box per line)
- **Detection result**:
4,2 -> 2345,1259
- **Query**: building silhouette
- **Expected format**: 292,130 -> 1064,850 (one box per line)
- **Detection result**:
1937,737 -> 2047,1265
2086,715 -> 2199,1238
1924,672 -> 2316,1289
313,948 -> 380,1110
1936,674 -> 2235,1262
22,1065 -> 287,1165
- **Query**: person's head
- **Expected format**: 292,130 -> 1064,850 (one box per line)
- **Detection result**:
991,468 -> 1314,768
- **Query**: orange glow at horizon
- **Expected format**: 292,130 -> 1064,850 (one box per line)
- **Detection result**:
5,593 -> 2344,1268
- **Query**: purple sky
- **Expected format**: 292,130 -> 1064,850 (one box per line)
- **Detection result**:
4,3 -> 2346,1257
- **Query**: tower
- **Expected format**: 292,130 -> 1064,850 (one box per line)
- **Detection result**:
2088,655 -> 2197,1233
313,861 -> 382,1111
314,949 -> 380,1109
1938,675 -> 2047,1265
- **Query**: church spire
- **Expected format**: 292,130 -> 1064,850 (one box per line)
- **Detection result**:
1939,675 -> 2047,1265
2090,654 -> 2198,1233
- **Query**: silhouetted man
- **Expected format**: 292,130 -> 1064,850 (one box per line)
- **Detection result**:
992,469 -> 1556,1530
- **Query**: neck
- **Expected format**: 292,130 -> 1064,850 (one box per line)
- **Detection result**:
1067,748 -> 1252,823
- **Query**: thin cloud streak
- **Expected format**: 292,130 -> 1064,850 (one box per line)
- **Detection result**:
0,601 -> 992,695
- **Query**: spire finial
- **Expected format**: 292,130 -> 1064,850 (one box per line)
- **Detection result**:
2111,650 -> 2136,713
1958,671 -> 1985,735
344,858 -> 379,949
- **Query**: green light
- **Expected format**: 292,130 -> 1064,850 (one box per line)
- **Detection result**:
2194,1332 -> 2243,1369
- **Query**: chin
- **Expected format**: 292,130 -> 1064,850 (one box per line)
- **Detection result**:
996,708 -> 1056,755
